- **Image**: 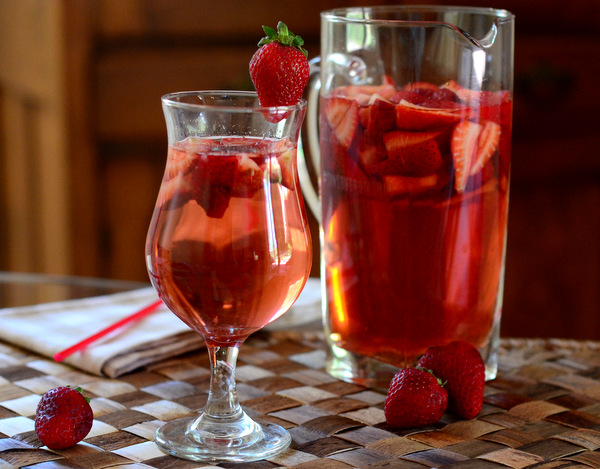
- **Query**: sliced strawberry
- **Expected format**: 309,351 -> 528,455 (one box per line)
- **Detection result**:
165,147 -> 196,180
368,155 -> 406,176
451,120 -> 482,193
466,160 -> 496,192
156,173 -> 193,209
324,97 -> 359,149
376,137 -> 442,177
276,148 -> 296,189
441,80 -> 463,94
267,141 -> 298,190
357,143 -> 387,173
396,100 -> 462,130
441,80 -> 474,102
470,121 -> 501,175
476,91 -> 512,126
383,130 -> 441,158
406,85 -> 463,106
430,88 -> 463,104
390,90 -> 422,104
402,81 -> 439,93
179,136 -> 215,152
334,82 -> 397,102
383,174 -> 440,196
359,95 -> 396,133
202,187 -> 233,218
192,155 -> 238,218
402,139 -> 443,175
232,153 -> 263,197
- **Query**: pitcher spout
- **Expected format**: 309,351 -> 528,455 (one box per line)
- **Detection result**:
457,22 -> 498,49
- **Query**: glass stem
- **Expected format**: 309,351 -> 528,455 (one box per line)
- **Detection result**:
204,344 -> 242,420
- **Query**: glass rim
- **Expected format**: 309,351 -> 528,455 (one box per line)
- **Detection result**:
321,5 -> 515,24
161,90 -> 308,113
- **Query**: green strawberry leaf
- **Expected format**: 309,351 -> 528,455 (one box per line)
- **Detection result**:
277,22 -> 289,38
263,25 -> 277,39
256,21 -> 308,58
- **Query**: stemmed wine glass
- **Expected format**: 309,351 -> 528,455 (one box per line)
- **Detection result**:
145,91 -> 311,462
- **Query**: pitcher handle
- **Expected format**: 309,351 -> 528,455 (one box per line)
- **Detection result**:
298,57 -> 322,223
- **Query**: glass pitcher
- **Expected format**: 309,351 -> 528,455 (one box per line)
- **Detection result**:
300,6 -> 515,388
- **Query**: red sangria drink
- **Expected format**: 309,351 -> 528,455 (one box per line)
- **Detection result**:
320,80 -> 512,378
146,91 -> 309,462
147,136 -> 312,346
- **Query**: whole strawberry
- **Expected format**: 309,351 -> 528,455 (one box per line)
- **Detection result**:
418,340 -> 485,420
384,367 -> 448,428
35,386 -> 93,449
249,22 -> 309,107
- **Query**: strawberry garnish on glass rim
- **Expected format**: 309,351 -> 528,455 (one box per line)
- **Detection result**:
249,22 -> 309,108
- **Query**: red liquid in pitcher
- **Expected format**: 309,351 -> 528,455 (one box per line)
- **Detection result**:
321,80 -> 511,366
146,137 -> 312,346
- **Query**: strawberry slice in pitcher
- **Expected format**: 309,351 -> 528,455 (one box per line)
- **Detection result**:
451,120 -> 501,192
324,97 -> 359,149
383,173 -> 442,196
359,95 -> 397,134
371,130 -> 444,176
395,100 -> 462,130
470,121 -> 501,175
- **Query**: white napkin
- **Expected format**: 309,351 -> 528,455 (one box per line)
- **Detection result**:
0,279 -> 321,377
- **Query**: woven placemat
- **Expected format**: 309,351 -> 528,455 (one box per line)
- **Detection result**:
1,333 -> 600,468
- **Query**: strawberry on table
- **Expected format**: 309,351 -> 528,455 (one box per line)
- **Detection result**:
249,22 -> 309,107
384,367 -> 448,428
418,340 -> 486,420
35,386 -> 94,450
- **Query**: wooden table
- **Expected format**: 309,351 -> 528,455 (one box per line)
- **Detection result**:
1,273 -> 600,468
1,331 -> 600,468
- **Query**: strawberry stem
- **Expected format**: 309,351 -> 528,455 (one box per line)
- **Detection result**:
416,365 -> 446,387
257,21 -> 308,58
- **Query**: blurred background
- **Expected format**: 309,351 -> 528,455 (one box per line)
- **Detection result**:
0,0 -> 598,339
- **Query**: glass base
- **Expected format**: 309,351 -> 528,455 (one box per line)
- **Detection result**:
326,323 -> 500,390
155,412 -> 291,463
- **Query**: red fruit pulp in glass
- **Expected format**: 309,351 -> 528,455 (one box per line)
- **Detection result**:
146,137 -> 312,346
321,83 -> 511,367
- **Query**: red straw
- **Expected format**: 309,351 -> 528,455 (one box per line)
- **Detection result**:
53,299 -> 164,362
